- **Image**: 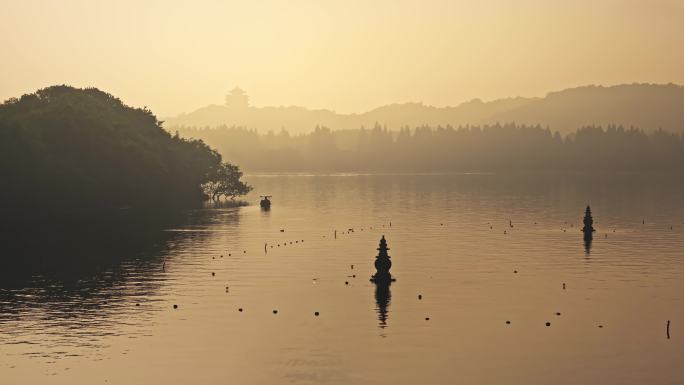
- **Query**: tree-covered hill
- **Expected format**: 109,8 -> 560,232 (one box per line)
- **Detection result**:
0,86 -> 245,218
164,83 -> 684,135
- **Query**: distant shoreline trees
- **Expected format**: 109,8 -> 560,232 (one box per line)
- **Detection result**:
174,123 -> 684,173
0,86 -> 251,219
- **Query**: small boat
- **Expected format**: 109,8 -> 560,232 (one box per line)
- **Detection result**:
260,195 -> 272,209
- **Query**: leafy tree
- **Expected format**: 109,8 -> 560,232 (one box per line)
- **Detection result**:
0,85 -> 251,218
203,163 -> 252,201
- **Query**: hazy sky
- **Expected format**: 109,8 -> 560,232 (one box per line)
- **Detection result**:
1,0 -> 683,116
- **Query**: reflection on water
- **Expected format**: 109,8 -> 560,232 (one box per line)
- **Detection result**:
1,174 -> 684,385
374,281 -> 391,329
584,231 -> 593,256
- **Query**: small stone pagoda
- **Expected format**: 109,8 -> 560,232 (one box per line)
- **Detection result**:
582,205 -> 595,233
370,236 -> 395,283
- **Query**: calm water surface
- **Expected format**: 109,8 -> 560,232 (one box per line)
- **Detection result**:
1,174 -> 683,384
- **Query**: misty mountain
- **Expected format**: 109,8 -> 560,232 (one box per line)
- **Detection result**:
163,83 -> 684,134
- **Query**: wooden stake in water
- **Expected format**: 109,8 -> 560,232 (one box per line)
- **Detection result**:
667,320 -> 671,339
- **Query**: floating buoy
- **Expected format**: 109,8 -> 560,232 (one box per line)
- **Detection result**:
345,281 -> 349,285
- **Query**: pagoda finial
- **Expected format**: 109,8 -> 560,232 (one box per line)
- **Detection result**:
582,205 -> 595,233
371,235 -> 395,283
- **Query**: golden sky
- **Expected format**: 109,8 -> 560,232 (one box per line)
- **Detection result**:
1,0 -> 683,116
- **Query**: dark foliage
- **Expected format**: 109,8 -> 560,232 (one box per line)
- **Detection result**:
0,86 -> 248,221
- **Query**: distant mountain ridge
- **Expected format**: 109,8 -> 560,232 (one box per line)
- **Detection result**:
163,83 -> 684,134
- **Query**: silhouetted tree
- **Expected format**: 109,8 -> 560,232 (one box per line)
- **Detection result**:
0,86 -> 250,219
203,163 -> 252,201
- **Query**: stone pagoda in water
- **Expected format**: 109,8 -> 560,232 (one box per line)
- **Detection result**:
370,236 -> 395,283
582,205 -> 596,233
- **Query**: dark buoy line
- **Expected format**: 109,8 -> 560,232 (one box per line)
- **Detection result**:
156,206 -> 641,335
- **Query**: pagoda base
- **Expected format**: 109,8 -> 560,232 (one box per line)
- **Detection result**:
370,274 -> 396,283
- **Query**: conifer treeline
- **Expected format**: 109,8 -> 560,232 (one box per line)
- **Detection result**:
176,123 -> 684,173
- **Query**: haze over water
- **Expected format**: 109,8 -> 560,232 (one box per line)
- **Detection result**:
1,174 -> 683,385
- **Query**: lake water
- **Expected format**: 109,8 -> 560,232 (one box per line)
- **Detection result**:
1,174 -> 684,385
